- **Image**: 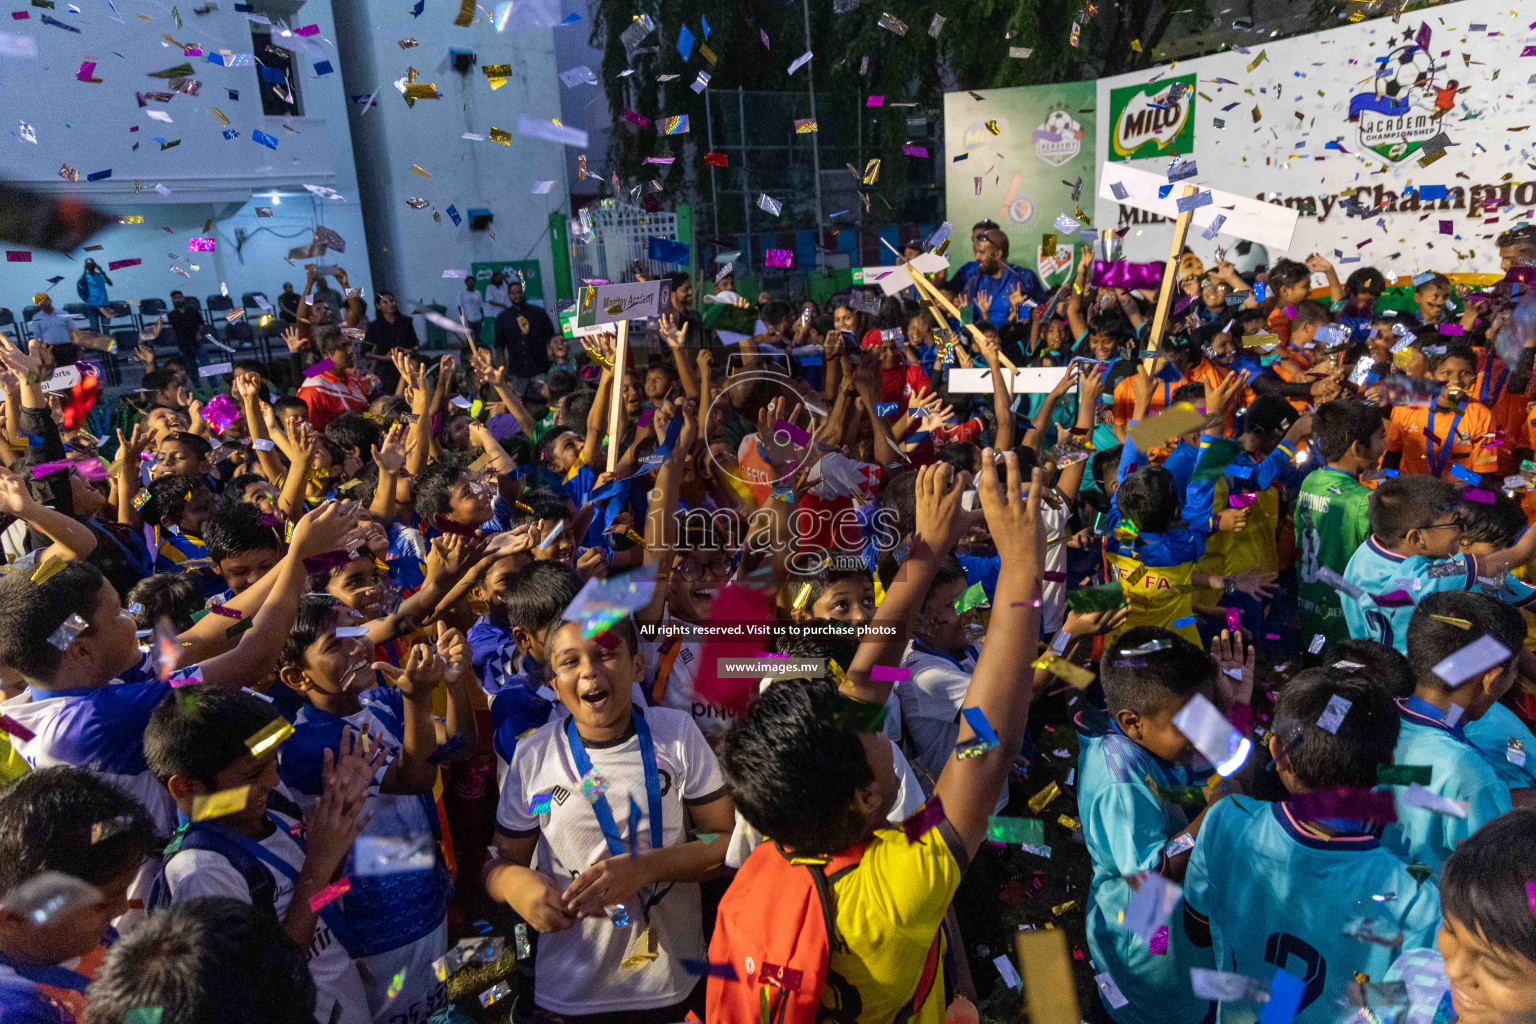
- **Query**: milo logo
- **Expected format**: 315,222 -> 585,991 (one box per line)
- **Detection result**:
1108,74 -> 1196,162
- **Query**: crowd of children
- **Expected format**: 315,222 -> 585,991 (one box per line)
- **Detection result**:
1,217 -> 1536,1024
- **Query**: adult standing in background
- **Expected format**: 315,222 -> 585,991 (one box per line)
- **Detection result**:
364,291 -> 418,393
27,293 -> 81,365
276,281 -> 301,324
166,290 -> 205,370
483,271 -> 511,322
494,277 -> 553,393
456,278 -> 485,348
964,229 -> 1045,328
76,258 -> 113,334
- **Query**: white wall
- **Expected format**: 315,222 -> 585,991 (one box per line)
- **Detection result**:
0,0 -> 369,326
1091,0 -> 1536,276
332,0 -> 570,315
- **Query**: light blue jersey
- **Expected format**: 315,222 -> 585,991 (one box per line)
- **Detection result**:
1184,798 -> 1441,1024
1383,947 -> 1455,1024
1462,700 -> 1536,790
1385,696 -> 1511,879
1341,539 -> 1536,653
1076,709 -> 1213,1024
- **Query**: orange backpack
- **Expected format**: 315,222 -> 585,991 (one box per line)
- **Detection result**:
706,840 -> 941,1023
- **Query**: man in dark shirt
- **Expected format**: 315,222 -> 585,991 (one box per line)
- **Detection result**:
363,291 -> 419,393
493,279 -> 555,389
276,281 -> 301,323
166,290 -> 205,369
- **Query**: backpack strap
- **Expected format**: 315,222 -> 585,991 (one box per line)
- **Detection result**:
158,823 -> 278,912
781,841 -> 943,1023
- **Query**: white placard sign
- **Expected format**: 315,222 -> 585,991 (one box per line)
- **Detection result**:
946,366 -> 1070,395
1097,164 -> 1299,252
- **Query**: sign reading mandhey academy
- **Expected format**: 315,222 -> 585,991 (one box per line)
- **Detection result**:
1107,74 -> 1196,163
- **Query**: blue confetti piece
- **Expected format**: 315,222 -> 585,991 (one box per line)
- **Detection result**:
1201,214 -> 1228,240
701,14 -> 710,37
228,88 -> 239,100
873,402 -> 898,417
1111,182 -> 1128,200
1259,969 -> 1305,1024
1450,463 -> 1479,484
258,64 -> 286,84
222,128 -> 240,140
252,130 -> 278,150
559,11 -> 581,23
86,169 -> 112,181
314,60 -> 334,76
681,959 -> 737,979
961,706 -> 999,747
1418,185 -> 1448,201
1176,190 -> 1214,212
1167,159 -> 1198,181
1157,184 -> 1174,199
234,2 -> 253,9
41,13 -> 82,31
411,0 -> 424,15
446,204 -> 461,226
677,23 -> 694,61
1171,616 -> 1197,629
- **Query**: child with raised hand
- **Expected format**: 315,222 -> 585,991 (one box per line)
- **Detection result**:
1390,591 -> 1527,879
1341,475 -> 1536,653
485,615 -> 735,1022
1183,669 -> 1441,1024
709,452 -> 1047,1022
145,685 -> 380,1024
276,604 -> 476,1023
1383,808 -> 1536,1024
0,502 -> 361,832
201,500 -> 285,601
1077,626 -> 1255,1024
0,767 -> 160,1024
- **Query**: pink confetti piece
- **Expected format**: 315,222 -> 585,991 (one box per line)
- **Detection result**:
293,23 -> 320,36
866,95 -> 884,106
309,876 -> 350,912
0,714 -> 36,742
773,418 -> 811,447
1463,488 -> 1496,504
1526,880 -> 1536,918
5,251 -> 31,263
1228,492 -> 1257,509
1372,591 -> 1415,608
902,144 -> 929,157
1227,701 -> 1252,734
1148,925 -> 1169,955
30,459 -> 76,479
168,669 -> 205,689
108,258 -> 141,271
76,60 -> 96,81
303,358 -> 335,378
870,665 -> 910,683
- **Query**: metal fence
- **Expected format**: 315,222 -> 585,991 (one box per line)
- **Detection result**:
568,199 -> 682,284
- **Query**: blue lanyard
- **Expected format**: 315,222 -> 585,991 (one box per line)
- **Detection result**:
1480,351 -> 1507,406
1425,409 -> 1463,478
565,709 -> 664,857
0,952 -> 90,993
175,812 -> 361,953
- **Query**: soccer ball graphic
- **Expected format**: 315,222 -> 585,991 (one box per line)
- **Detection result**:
1043,108 -> 1080,139
1375,44 -> 1434,107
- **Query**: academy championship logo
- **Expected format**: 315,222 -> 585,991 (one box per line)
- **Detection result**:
1033,107 -> 1082,167
1107,74 -> 1195,162
1349,41 -> 1440,162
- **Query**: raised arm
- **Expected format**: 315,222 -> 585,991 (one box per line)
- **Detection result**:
933,454 -> 1046,859
660,317 -> 700,399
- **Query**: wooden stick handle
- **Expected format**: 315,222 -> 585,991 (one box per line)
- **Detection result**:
606,320 -> 629,474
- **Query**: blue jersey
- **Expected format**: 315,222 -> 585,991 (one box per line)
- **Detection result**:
0,650 -> 202,833
1342,539 -> 1536,653
277,687 -> 450,957
1076,709 -> 1213,1024
1462,700 -> 1536,790
1386,696 -> 1512,878
1184,798 -> 1441,1024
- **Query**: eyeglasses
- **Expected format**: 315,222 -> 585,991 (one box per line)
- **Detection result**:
1422,515 -> 1465,532
674,556 -> 733,579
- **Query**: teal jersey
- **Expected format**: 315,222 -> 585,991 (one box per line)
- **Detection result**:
1462,700 -> 1536,790
1386,697 -> 1512,879
1184,798 -> 1441,1024
1076,709 -> 1213,1024
1294,467 -> 1373,647
1341,540 -> 1536,654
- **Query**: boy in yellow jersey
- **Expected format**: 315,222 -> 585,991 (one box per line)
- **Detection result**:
1196,394 -> 1314,649
1107,374 -> 1267,644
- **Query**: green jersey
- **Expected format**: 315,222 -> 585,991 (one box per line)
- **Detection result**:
1295,466 -> 1373,647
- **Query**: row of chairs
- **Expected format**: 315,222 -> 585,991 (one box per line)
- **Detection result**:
0,293 -> 291,383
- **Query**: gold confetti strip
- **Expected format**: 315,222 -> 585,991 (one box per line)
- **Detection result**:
489,127 -> 511,145
191,784 -> 250,821
409,164 -> 432,178
245,718 -> 294,758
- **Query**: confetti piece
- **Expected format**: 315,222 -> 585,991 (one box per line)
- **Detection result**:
0,714 -> 36,742
1014,929 -> 1079,1024
1171,694 -> 1250,776
244,718 -> 294,757
191,784 -> 249,821
1316,694 -> 1352,734
1401,783 -> 1468,819
308,876 -> 350,912
1432,635 -> 1512,688
901,796 -> 944,842
681,959 -> 737,979
1028,781 -> 1061,814
986,816 -> 1044,845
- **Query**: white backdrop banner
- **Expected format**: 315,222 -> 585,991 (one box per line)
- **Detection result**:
1091,0 -> 1536,277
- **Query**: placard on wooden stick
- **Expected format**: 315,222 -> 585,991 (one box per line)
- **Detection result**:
903,265 -> 1020,375
606,320 -> 629,473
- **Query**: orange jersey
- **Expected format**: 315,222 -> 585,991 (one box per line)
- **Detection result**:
1386,401 -> 1499,480
1112,372 -> 1184,428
